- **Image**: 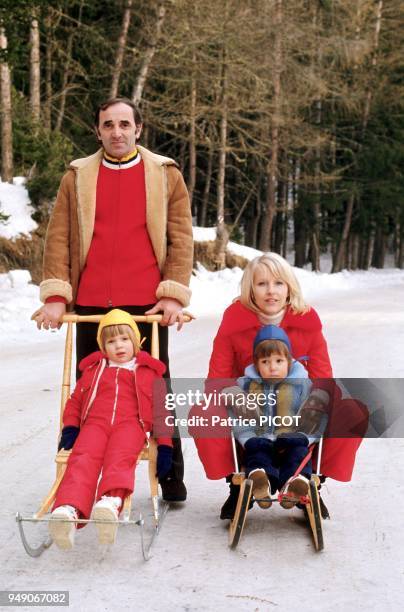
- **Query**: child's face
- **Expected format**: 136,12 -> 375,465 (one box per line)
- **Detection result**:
257,353 -> 289,381
104,333 -> 136,363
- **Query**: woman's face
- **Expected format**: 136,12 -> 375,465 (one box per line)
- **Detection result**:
252,267 -> 289,316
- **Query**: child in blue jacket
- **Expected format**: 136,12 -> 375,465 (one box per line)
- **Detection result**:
227,325 -> 327,509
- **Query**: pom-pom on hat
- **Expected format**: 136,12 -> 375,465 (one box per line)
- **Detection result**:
253,324 -> 291,352
96,309 -> 142,351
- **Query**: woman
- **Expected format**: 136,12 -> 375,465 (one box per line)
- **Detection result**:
194,253 -> 368,519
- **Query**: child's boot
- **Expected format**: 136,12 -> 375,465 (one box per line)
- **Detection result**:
244,438 -> 275,509
280,474 -> 309,509
92,496 -> 121,545
49,505 -> 77,550
248,468 -> 272,509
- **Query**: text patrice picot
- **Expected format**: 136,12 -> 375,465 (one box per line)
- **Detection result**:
163,389 -> 302,428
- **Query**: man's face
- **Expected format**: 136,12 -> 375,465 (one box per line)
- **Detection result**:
96,102 -> 142,159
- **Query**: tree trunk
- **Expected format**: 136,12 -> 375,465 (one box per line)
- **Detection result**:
274,172 -> 286,254
310,5 -> 323,272
364,230 -> 375,270
55,31 -> 73,131
187,55 -> 197,212
293,160 -> 307,268
371,227 -> 386,268
332,193 -> 355,273
246,197 -> 261,249
132,1 -> 166,105
350,233 -> 359,270
398,228 -> 403,269
310,96 -> 321,271
30,11 -> 41,123
55,1 -> 83,131
0,26 -> 13,183
214,57 -> 228,270
259,0 -> 282,252
281,157 -> 289,259
110,0 -> 133,98
362,0 -> 383,137
44,12 -> 53,130
394,214 -> 402,268
199,142 -> 213,226
179,137 -> 186,172
215,34 -> 229,270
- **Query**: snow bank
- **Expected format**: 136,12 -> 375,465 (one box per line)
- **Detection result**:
192,226 -> 404,292
0,178 -> 37,240
192,226 -> 261,261
0,271 -> 52,343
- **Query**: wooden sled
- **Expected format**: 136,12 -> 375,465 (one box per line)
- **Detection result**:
17,313 -> 191,560
228,436 -> 328,552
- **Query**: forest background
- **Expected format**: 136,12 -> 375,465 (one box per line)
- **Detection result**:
0,0 -> 403,279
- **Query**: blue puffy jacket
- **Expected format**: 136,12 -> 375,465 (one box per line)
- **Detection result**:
231,360 -> 312,446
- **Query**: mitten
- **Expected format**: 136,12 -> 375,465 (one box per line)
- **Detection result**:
221,386 -> 250,418
298,394 -> 328,436
156,444 -> 173,480
58,425 -> 80,451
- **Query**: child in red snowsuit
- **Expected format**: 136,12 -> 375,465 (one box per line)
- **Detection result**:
49,309 -> 172,550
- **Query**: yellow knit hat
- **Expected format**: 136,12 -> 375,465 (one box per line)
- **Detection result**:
96,309 -> 142,351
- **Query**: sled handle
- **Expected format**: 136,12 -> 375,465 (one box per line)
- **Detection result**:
61,313 -> 193,323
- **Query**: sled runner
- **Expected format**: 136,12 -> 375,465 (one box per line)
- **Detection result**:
17,313 -> 191,560
228,435 -> 328,551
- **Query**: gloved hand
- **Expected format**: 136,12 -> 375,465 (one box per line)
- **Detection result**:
58,425 -> 80,451
298,395 -> 328,436
156,444 -> 173,480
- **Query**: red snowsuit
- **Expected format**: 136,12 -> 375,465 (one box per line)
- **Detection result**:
54,350 -> 170,519
193,301 -> 368,481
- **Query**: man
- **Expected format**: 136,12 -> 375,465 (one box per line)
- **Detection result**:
35,97 -> 193,502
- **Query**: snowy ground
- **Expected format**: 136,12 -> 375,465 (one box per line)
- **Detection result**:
1,265 -> 404,612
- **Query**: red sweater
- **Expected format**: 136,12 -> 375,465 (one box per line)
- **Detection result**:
76,157 -> 161,307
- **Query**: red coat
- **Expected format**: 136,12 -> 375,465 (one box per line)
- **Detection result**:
208,301 -> 332,380
194,301 -> 367,482
63,350 -> 171,444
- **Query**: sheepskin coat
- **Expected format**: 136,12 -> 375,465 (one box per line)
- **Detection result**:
40,145 -> 193,308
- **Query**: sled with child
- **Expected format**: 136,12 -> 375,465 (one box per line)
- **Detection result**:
16,312 -> 191,560
228,432 -> 328,551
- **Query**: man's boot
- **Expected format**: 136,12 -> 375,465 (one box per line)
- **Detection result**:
220,477 -> 254,520
159,436 -> 187,502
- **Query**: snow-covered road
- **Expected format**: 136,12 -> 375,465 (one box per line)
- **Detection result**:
1,278 -> 404,612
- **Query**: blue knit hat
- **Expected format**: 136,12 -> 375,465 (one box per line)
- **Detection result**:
253,324 -> 291,353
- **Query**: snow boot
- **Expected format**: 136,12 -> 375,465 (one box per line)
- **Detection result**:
49,505 -> 77,550
159,477 -> 187,502
248,468 -> 272,509
280,475 -> 309,509
92,496 -> 121,545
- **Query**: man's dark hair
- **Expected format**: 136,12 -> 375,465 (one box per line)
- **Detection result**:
94,97 -> 143,127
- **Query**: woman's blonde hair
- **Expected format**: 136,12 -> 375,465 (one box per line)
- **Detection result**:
240,252 -> 309,315
100,324 -> 140,353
